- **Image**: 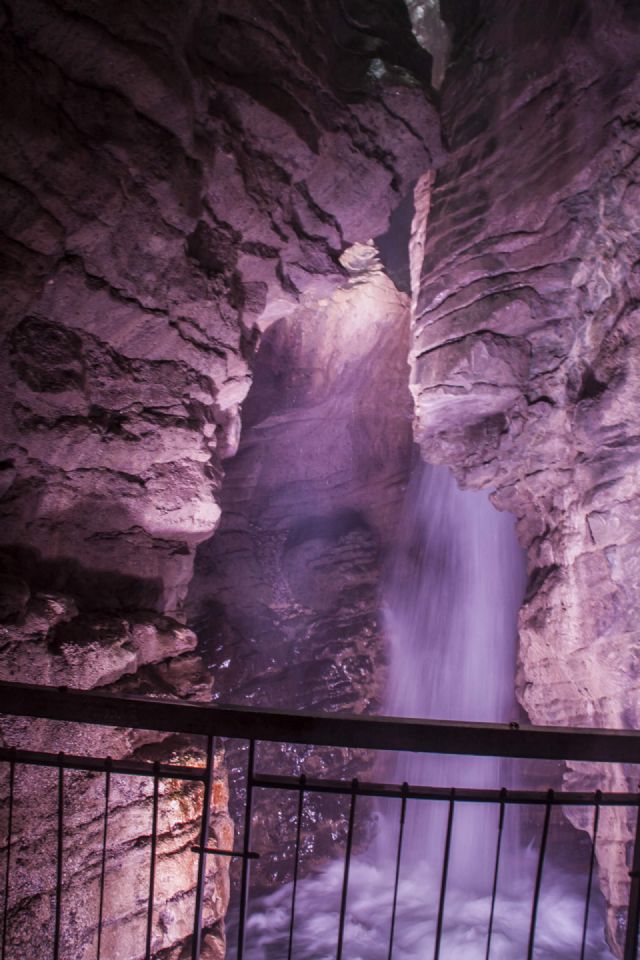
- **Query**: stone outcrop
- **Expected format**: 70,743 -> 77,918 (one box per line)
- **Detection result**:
409,0 -> 640,949
0,735 -> 232,960
0,0 -> 440,955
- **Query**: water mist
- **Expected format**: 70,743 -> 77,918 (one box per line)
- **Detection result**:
382,461 -> 526,886
242,462 -> 615,960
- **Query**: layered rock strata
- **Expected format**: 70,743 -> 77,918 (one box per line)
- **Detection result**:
409,0 -> 640,950
0,0 -> 439,633
0,0 -> 440,954
0,731 -> 232,960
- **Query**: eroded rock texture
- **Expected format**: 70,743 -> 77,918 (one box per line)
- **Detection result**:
0,0 -> 440,954
188,245 -> 415,883
0,0 -> 439,633
409,0 -> 640,949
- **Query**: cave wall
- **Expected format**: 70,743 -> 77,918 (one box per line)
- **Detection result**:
0,0 -> 439,639
0,0 -> 440,955
409,0 -> 640,948
189,244 -> 414,715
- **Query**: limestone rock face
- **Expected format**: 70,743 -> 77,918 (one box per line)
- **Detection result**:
0,732 -> 232,960
410,0 -> 640,949
189,248 -> 414,715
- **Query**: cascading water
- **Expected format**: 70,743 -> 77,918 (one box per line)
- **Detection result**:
242,460 -> 614,960
382,460 -> 526,886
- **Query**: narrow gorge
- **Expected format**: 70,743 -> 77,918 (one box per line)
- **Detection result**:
1,1 -> 639,958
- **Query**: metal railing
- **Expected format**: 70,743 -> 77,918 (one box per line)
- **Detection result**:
1,680 -> 640,960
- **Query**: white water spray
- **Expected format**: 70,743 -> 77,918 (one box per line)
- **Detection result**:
238,463 -> 614,960
381,462 -> 525,884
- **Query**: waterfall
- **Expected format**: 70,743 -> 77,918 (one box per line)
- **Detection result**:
385,462 -> 524,729
382,461 -> 526,885
239,460 -> 614,960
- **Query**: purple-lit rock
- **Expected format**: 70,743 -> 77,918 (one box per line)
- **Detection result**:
410,1 -> 640,949
0,0 -> 440,955
188,244 -> 417,885
2,0 -> 639,955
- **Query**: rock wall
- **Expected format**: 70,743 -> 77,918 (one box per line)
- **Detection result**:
0,0 -> 440,955
409,0 -> 640,950
0,0 -> 439,634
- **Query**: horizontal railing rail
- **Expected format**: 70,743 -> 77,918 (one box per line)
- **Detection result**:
2,681 -> 640,960
252,771 -> 640,807
2,680 -> 640,763
0,745 -> 207,782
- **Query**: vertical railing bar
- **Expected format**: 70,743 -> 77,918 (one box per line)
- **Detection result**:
287,774 -> 306,960
53,755 -> 65,960
192,735 -> 216,960
387,781 -> 408,960
623,797 -> 640,960
96,758 -> 112,960
237,738 -> 256,960
144,761 -> 160,960
579,790 -> 601,960
433,788 -> 455,960
527,788 -> 554,960
1,748 -> 16,960
336,778 -> 359,960
485,787 -> 507,960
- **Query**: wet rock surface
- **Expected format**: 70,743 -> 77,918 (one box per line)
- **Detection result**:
409,0 -> 640,950
4,0 -> 639,954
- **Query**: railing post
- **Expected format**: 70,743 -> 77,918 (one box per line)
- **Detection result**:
192,735 -> 216,960
336,778 -> 358,960
485,787 -> 507,960
580,791 -> 601,960
433,788 -> 455,960
624,803 -> 640,960
387,781 -> 408,960
96,758 -> 112,960
287,774 -> 306,960
145,762 -> 160,960
53,756 -> 65,960
527,789 -> 553,960
237,739 -> 256,960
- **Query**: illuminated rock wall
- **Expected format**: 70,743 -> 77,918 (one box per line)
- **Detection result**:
409,0 -> 640,949
0,0 -> 439,955
188,246 -> 415,884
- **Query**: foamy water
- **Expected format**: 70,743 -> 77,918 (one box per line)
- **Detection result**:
228,465 -> 613,959
237,851 -> 612,960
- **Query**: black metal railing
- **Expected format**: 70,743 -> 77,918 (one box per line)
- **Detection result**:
1,681 -> 640,960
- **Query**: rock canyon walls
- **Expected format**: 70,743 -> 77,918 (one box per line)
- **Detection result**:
0,0 -> 439,660
410,0 -> 640,948
0,1 -> 440,956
